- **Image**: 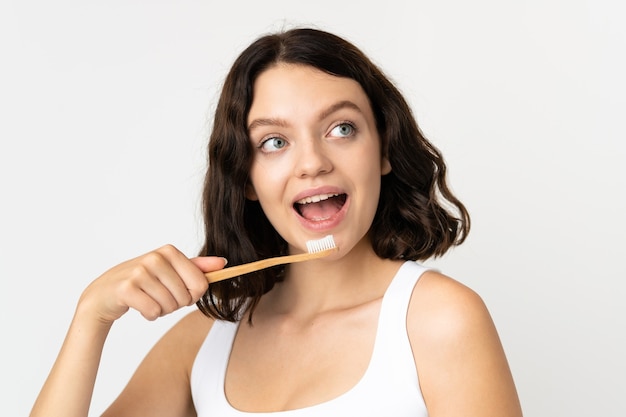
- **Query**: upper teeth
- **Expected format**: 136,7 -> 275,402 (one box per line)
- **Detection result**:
296,193 -> 339,205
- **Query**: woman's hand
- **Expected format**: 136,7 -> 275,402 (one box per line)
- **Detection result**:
78,244 -> 226,325
30,245 -> 226,417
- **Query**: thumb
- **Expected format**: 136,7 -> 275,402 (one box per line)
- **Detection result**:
190,256 -> 228,273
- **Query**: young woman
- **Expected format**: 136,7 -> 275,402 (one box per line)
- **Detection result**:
31,28 -> 523,416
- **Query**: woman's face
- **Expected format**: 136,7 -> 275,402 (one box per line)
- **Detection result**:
246,63 -> 391,255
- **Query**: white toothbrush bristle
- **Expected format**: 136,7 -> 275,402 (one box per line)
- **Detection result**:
306,235 -> 336,253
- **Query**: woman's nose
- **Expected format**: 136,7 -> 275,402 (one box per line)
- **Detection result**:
293,139 -> 333,178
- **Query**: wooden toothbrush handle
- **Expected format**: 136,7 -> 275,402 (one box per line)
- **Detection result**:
204,248 -> 337,283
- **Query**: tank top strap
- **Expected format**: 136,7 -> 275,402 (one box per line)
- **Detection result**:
379,261 -> 431,331
191,319 -> 238,415
364,261 -> 431,391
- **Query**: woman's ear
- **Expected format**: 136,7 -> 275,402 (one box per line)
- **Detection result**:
245,182 -> 259,201
381,156 -> 392,175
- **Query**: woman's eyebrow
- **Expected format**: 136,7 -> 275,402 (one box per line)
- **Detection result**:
247,117 -> 289,133
317,100 -> 363,121
247,100 -> 363,132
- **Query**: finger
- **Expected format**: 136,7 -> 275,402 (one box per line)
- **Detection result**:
119,263 -> 183,317
190,256 -> 229,272
118,283 -> 166,321
142,245 -> 215,305
141,248 -> 195,307
180,257 -> 228,301
141,280 -> 182,316
151,249 -> 225,302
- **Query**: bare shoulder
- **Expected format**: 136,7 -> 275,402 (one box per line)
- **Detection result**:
149,308 -> 216,378
407,271 -> 496,369
407,270 -> 523,417
102,309 -> 215,417
165,309 -> 215,347
141,309 -> 215,363
408,270 -> 490,337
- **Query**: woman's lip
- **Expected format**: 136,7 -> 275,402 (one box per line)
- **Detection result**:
293,194 -> 350,231
295,192 -> 341,205
291,186 -> 346,205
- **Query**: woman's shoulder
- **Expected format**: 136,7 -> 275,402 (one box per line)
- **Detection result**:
409,269 -> 489,332
138,309 -> 216,376
407,270 -> 495,353
135,309 -> 216,376
100,311 -> 217,415
407,270 -> 523,415
164,309 -> 216,350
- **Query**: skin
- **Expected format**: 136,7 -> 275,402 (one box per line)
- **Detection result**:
30,64 -> 523,417
245,63 -> 391,258
30,247 -> 226,417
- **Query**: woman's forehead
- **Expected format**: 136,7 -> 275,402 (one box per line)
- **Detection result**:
248,64 -> 372,125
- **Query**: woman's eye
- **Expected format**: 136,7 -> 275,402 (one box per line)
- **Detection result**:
330,122 -> 356,137
260,137 -> 288,152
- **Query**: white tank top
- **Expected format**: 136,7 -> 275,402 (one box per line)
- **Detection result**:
191,261 -> 430,416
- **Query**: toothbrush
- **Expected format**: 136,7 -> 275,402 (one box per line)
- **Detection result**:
204,235 -> 338,283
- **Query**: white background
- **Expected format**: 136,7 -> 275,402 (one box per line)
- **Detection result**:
2,1 -> 625,416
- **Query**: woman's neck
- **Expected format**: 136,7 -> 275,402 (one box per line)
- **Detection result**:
258,238 -> 404,319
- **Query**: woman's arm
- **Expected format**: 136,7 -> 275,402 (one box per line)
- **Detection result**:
30,245 -> 225,417
29,303 -> 113,417
408,271 -> 523,417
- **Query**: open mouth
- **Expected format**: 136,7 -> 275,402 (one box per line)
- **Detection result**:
294,193 -> 347,221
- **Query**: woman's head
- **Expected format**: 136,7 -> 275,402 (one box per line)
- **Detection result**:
197,28 -> 469,321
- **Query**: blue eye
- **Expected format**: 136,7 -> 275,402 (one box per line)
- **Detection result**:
260,137 -> 288,152
330,122 -> 356,137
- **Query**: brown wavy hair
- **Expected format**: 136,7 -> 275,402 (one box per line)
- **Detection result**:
196,28 -> 470,321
